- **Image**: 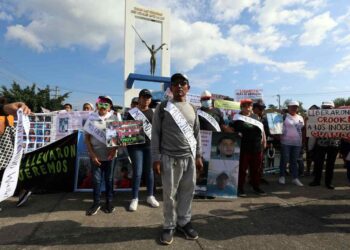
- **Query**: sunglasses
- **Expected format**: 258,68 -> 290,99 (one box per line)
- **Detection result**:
97,103 -> 110,109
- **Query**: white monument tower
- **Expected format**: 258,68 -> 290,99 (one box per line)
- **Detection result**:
124,0 -> 170,107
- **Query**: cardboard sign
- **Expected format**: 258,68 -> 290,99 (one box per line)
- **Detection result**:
106,120 -> 145,147
307,109 -> 350,138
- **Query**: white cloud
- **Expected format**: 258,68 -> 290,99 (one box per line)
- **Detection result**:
0,11 -> 12,21
6,24 -> 44,52
299,12 -> 337,46
210,0 -> 259,22
253,0 -> 322,28
228,25 -> 288,52
331,54 -> 350,73
333,9 -> 350,47
3,0 -> 317,79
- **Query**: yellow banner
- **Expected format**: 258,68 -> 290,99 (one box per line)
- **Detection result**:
214,100 -> 240,110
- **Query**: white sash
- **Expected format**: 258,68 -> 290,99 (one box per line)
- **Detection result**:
83,111 -> 113,144
233,114 -> 264,133
0,109 -> 28,202
197,109 -> 221,132
129,107 -> 152,140
164,101 -> 197,157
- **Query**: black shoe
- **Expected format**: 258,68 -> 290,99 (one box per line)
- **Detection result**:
176,222 -> 199,240
253,187 -> 266,195
86,203 -> 101,216
238,189 -> 247,197
309,181 -> 320,187
326,184 -> 335,190
160,229 -> 175,245
260,178 -> 269,185
17,190 -> 32,207
103,202 -> 115,213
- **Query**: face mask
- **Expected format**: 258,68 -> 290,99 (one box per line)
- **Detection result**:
201,99 -> 212,108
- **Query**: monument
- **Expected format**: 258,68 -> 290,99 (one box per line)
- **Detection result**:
124,0 -> 170,107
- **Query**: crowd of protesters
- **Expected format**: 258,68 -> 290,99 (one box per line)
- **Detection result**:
1,73 -> 350,245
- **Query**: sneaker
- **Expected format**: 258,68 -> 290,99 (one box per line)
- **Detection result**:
238,189 -> 247,197
253,187 -> 267,195
176,222 -> 199,240
160,229 -> 175,245
86,203 -> 101,216
146,196 -> 159,208
309,181 -> 320,187
17,190 -> 32,207
278,176 -> 285,185
292,178 -> 304,187
103,202 -> 115,213
129,198 -> 138,211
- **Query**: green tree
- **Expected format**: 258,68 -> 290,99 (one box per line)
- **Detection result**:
333,97 -> 350,107
1,82 -> 70,112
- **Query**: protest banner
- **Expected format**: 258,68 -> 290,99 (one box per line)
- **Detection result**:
18,132 -> 78,192
214,99 -> 240,124
266,113 -> 283,135
206,132 -> 240,198
195,130 -> 212,196
74,131 -> 133,192
0,109 -> 28,202
106,120 -> 145,147
235,89 -> 263,101
307,108 -> 350,139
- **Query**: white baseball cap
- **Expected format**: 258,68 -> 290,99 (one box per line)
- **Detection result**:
288,100 -> 299,107
321,101 -> 334,108
201,90 -> 212,99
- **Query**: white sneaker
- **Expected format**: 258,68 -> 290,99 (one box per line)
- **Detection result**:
278,176 -> 285,185
292,178 -> 304,187
129,199 -> 138,211
146,196 -> 159,208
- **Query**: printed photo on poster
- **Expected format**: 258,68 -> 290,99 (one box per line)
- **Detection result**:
206,132 -> 240,198
266,113 -> 283,135
106,120 -> 145,147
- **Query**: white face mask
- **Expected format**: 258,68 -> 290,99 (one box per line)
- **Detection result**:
201,99 -> 212,108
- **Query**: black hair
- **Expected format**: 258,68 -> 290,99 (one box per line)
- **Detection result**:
216,172 -> 229,181
63,103 -> 72,109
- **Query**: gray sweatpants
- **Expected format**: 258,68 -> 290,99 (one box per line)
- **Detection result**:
161,154 -> 196,229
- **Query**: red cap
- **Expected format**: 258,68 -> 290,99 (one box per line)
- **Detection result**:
240,99 -> 253,105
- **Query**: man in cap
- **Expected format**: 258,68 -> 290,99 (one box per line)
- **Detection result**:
198,90 -> 231,132
230,99 -> 266,196
152,73 -> 203,245
253,99 -> 270,185
279,100 -> 304,186
309,101 -> 339,189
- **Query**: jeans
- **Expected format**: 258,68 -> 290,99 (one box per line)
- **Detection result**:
91,160 -> 114,204
128,146 -> 153,199
280,144 -> 301,179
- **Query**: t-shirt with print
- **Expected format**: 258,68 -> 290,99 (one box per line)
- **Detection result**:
281,114 -> 304,146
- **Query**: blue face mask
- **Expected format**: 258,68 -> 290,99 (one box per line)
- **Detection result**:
201,99 -> 212,108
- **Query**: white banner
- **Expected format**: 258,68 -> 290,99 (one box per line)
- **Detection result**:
235,89 -> 263,101
307,109 -> 350,138
129,107 -> 152,140
198,110 -> 221,132
165,101 -> 197,157
233,114 -> 264,134
0,109 -> 28,202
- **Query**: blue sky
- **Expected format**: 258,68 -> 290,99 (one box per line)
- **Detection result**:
1,0 -> 350,110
